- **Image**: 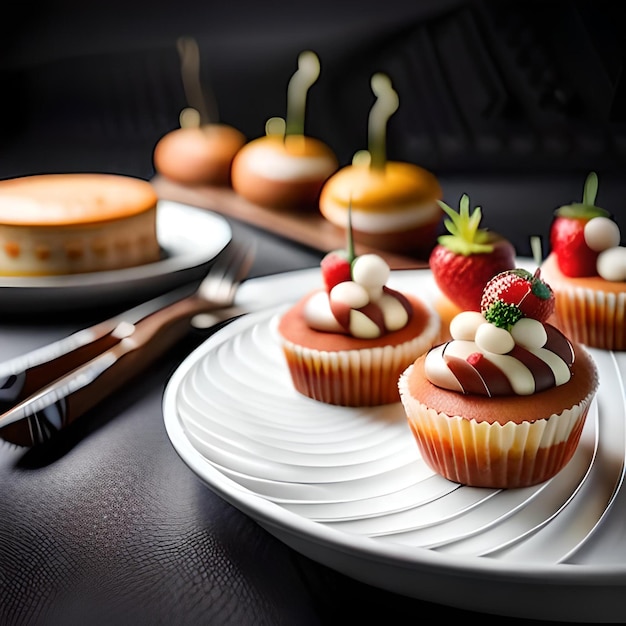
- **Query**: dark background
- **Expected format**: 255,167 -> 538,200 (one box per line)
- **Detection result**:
1,0 -> 625,256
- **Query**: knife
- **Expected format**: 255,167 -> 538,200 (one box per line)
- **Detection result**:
0,299 -> 242,447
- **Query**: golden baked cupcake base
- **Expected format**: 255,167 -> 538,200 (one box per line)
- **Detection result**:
399,344 -> 598,488
541,253 -> 625,351
278,293 -> 440,406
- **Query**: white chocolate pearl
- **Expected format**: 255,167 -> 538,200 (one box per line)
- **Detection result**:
584,217 -> 621,252
597,246 -> 626,282
303,291 -> 343,331
379,292 -> 409,331
349,310 -> 381,338
475,323 -> 515,354
511,317 -> 547,349
450,311 -> 485,340
330,281 -> 370,307
351,254 -> 389,293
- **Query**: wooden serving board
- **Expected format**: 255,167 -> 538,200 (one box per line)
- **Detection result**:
151,176 -> 429,270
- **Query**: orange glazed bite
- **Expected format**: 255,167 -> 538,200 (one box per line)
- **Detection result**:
231,133 -> 337,211
153,37 -> 247,187
319,159 -> 442,259
319,73 -> 442,259
0,173 -> 161,276
154,121 -> 246,187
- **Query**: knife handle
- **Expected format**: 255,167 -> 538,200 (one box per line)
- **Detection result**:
0,296 -> 238,447
0,323 -> 122,413
0,283 -> 198,414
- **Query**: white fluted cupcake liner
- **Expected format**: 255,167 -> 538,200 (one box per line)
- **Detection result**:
551,284 -> 625,351
281,328 -> 439,407
398,366 -> 596,488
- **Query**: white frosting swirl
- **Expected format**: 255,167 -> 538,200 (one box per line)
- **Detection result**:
304,254 -> 412,338
425,310 -> 574,396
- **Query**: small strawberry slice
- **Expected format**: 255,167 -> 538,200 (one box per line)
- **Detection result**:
550,172 -> 610,277
481,268 -> 555,324
321,200 -> 357,292
321,251 -> 352,292
429,194 -> 516,311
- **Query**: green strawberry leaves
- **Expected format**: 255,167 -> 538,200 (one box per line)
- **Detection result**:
437,194 -> 495,256
483,300 -> 523,330
555,171 -> 610,219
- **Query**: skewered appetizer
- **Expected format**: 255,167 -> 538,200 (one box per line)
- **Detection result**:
153,36 -> 246,187
231,51 -> 338,211
319,74 -> 442,259
154,109 -> 246,187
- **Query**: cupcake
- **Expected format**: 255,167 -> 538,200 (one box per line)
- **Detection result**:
541,171 -> 625,350
319,74 -> 442,259
398,267 -> 599,488
277,242 -> 440,406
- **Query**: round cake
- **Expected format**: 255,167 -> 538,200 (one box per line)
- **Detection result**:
277,251 -> 440,406
153,122 -> 247,187
398,268 -> 599,488
0,173 -> 161,276
231,134 -> 338,211
319,160 -> 443,259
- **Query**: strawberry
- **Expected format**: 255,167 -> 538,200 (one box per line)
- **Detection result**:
429,194 -> 516,311
481,268 -> 555,326
321,251 -> 351,292
550,172 -> 610,277
321,200 -> 356,292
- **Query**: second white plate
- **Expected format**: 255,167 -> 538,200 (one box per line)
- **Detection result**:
0,200 -> 232,314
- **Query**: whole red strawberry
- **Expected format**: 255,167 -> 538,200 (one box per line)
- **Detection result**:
429,194 -> 516,311
550,172 -> 609,277
481,268 -> 555,325
321,201 -> 356,292
321,251 -> 351,292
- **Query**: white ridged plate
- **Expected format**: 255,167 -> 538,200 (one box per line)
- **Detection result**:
163,268 -> 626,623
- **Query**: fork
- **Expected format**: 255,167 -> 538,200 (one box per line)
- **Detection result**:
0,240 -> 256,447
